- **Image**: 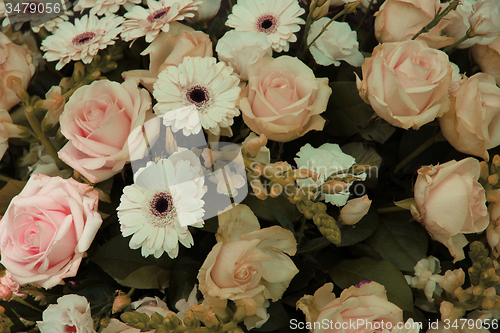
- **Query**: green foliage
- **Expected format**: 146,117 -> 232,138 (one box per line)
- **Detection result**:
91,235 -> 172,290
338,207 -> 379,247
366,213 -> 428,272
324,82 -> 374,137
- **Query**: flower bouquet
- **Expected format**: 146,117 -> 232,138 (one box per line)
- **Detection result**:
0,0 -> 500,332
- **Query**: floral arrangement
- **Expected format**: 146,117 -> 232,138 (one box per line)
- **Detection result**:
1,0 -> 500,332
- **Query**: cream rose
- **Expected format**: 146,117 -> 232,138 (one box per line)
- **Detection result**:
413,158 -> 489,262
439,73 -> 500,161
197,204 -> 299,329
471,37 -> 500,84
124,23 -> 212,92
374,0 -> 454,49
297,281 -> 404,333
0,174 -> 102,288
58,79 -> 156,183
0,32 -> 35,111
239,56 -> 332,142
37,295 -> 95,333
215,31 -> 272,81
356,40 -> 452,130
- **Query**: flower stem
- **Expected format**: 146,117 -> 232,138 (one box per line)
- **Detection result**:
11,296 -> 42,313
355,0 -> 374,31
443,33 -> 471,54
305,2 -> 359,52
377,206 -> 408,214
394,131 -> 442,174
24,105 -> 66,169
411,0 -> 460,41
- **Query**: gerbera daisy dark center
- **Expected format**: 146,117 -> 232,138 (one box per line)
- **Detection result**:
72,32 -> 96,46
186,85 -> 210,107
148,7 -> 171,23
257,15 -> 278,34
150,192 -> 174,217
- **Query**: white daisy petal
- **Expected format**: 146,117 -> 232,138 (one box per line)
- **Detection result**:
41,14 -> 124,70
117,149 -> 207,259
153,56 -> 241,136
226,0 -> 305,52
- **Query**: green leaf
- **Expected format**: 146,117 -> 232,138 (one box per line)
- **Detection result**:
77,284 -> 116,313
0,180 -> 26,215
359,119 -> 396,144
338,207 -> 379,247
324,82 -> 374,137
329,258 -> 414,313
341,142 -> 382,170
243,193 -> 299,224
270,208 -> 294,232
298,237 -> 332,254
366,214 -> 428,272
91,235 -> 172,289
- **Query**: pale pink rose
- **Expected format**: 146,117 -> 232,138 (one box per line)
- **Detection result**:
216,31 -> 272,81
123,23 -> 212,92
58,79 -> 155,183
340,195 -> 372,225
374,0 -> 454,49
486,195 -> 500,257
0,32 -> 35,111
0,108 -> 25,160
190,0 -> 221,22
297,281 -> 404,333
356,40 -> 452,130
0,174 -> 102,288
443,0 -> 486,49
469,0 -> 500,39
471,37 -> 500,84
37,295 -> 95,333
439,73 -> 500,161
413,158 -> 489,262
197,204 -> 298,329
240,56 -> 332,142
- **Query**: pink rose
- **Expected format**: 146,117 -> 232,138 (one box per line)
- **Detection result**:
439,73 -> 500,161
123,23 -> 212,92
0,174 -> 102,288
374,0 -> 454,49
58,79 -> 154,183
413,158 -> 489,262
356,40 -> 452,130
471,37 -> 500,84
297,281 -> 404,333
197,204 -> 299,329
0,32 -> 35,111
239,56 -> 332,142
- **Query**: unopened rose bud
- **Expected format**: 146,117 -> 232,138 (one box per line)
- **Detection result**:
482,298 -> 495,310
310,0 -> 331,20
112,292 -> 131,314
493,155 -> 500,168
191,304 -> 209,321
339,195 -> 372,225
473,285 -> 484,296
489,174 -> 499,185
321,180 -> 350,194
480,161 -> 490,181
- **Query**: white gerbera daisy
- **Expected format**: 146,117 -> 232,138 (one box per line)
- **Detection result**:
162,104 -> 202,136
226,0 -> 305,52
153,56 -> 241,136
121,0 -> 201,43
75,0 -> 142,16
117,151 -> 207,259
41,14 -> 124,70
